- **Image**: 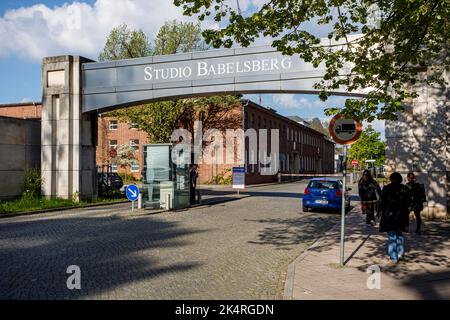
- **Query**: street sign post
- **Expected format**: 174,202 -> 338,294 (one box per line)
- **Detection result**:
232,167 -> 245,196
126,184 -> 140,212
329,115 -> 362,267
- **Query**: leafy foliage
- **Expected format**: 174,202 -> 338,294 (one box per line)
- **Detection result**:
205,168 -> 232,185
22,166 -> 42,197
99,24 -> 152,61
116,144 -> 137,169
174,0 -> 449,121
154,20 -> 208,54
348,126 -> 386,167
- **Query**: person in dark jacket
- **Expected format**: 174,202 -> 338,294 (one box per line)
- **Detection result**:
379,172 -> 412,263
189,165 -> 198,205
358,170 -> 382,225
406,172 -> 426,234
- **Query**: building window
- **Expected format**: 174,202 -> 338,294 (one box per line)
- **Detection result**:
130,139 -> 139,151
111,164 -> 118,173
131,161 -> 140,172
109,140 -> 118,149
250,113 -> 255,128
130,121 -> 139,129
264,118 -> 267,129
109,120 -> 118,130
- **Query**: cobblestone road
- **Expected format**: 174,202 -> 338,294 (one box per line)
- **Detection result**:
0,181 -> 339,299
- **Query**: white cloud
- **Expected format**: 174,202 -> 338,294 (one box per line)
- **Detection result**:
0,0 -> 207,61
272,94 -> 309,109
272,94 -> 350,110
0,0 -> 337,62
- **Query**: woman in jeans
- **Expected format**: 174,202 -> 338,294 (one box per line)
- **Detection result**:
358,170 -> 381,225
379,172 -> 412,263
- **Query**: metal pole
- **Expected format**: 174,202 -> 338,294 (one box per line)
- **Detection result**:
132,200 -> 134,212
340,145 -> 347,266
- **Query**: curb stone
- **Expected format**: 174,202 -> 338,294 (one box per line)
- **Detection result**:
282,212 -> 349,300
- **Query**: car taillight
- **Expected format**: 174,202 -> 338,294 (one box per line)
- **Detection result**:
304,188 -> 310,195
336,190 -> 343,197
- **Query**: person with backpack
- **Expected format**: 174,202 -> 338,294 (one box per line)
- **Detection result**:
406,172 -> 427,234
379,172 -> 413,263
358,170 -> 382,225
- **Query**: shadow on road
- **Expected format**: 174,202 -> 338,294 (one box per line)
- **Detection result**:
0,215 -> 207,299
245,214 -> 339,250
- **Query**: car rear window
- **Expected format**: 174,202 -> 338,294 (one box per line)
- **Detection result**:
308,181 -> 339,190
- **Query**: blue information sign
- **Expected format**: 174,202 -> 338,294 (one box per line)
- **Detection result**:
232,167 -> 246,190
126,184 -> 140,202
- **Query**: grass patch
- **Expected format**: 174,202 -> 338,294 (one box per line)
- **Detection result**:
0,196 -> 78,214
0,194 -> 127,215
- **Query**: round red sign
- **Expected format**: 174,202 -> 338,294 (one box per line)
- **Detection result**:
352,159 -> 358,166
329,115 -> 362,145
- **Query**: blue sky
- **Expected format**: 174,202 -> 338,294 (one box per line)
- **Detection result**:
0,0 -> 385,136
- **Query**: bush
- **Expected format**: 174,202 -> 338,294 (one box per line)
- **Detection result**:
22,166 -> 42,197
207,168 -> 232,185
119,172 -> 139,184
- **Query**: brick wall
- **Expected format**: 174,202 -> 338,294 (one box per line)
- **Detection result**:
0,100 -> 335,186
97,115 -> 149,179
0,103 -> 42,119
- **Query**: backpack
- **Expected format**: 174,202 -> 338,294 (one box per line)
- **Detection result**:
385,184 -> 411,214
419,183 -> 427,203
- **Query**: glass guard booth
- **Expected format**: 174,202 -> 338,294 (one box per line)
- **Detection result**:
142,144 -> 190,210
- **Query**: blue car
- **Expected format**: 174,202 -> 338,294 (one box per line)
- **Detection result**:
302,178 -> 351,213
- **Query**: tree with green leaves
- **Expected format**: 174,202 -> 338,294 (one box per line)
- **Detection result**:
99,22 -> 240,144
174,0 -> 449,122
99,24 -> 152,61
348,126 -> 386,167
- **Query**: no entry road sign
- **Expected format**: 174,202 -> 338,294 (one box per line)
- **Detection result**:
352,159 -> 358,167
329,115 -> 362,145
126,184 -> 140,202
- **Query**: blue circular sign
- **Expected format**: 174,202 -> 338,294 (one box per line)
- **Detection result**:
125,184 -> 140,202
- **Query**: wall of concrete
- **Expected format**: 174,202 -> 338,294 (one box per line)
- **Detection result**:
386,67 -> 449,219
0,116 -> 41,200
41,55 -> 97,201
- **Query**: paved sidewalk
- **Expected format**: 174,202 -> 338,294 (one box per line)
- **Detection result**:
284,206 -> 450,300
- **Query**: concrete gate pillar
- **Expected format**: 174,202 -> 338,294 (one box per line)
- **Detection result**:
386,66 -> 449,218
41,56 -> 97,201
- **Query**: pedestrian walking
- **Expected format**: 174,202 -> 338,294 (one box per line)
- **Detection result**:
379,172 -> 412,263
358,170 -> 382,225
189,164 -> 198,205
406,172 -> 427,234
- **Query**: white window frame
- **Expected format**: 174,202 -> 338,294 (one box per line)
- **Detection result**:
109,120 -> 118,130
109,140 -> 118,149
111,164 -> 118,173
130,161 -> 140,173
130,139 -> 140,152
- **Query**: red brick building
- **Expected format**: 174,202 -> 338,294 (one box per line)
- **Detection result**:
0,99 -> 335,185
0,102 -> 42,119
